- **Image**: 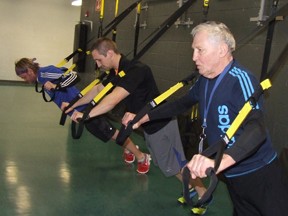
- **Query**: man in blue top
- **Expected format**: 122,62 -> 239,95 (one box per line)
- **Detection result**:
123,21 -> 288,215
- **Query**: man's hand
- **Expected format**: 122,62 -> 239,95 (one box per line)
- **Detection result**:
122,112 -> 136,127
71,110 -> 84,123
122,113 -> 150,129
186,154 -> 215,179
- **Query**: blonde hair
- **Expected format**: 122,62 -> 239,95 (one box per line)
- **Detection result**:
191,21 -> 236,53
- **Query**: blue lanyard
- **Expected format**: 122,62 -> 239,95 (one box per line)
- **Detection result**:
202,61 -> 233,128
198,61 -> 233,153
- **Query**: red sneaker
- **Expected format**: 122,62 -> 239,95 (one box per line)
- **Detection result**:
137,154 -> 151,174
123,148 -> 135,164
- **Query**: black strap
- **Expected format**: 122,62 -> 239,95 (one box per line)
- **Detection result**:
111,0 -> 119,42
116,104 -> 151,145
71,70 -> 126,139
41,86 -> 55,102
63,49 -> 82,64
260,0 -> 279,80
238,2 -> 288,48
103,0 -> 142,38
133,0 -> 195,61
40,72 -> 80,103
133,3 -> 141,57
116,71 -> 199,145
59,71 -> 108,126
71,103 -> 94,139
35,81 -> 43,93
202,0 -> 210,22
182,166 -> 218,207
56,49 -> 82,67
59,93 -> 82,126
97,0 -> 105,38
86,0 -> 142,45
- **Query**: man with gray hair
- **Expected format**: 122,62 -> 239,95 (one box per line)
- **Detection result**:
123,21 -> 288,215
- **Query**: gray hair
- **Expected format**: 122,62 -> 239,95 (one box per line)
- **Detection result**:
191,21 -> 236,52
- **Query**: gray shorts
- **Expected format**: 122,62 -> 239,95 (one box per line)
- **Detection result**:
144,118 -> 187,177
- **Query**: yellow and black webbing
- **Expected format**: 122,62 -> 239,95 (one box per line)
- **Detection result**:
71,70 -> 126,139
116,71 -> 199,145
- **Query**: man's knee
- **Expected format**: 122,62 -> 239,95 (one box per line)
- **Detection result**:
85,117 -> 116,143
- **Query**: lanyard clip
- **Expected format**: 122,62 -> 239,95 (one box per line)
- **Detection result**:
198,126 -> 206,153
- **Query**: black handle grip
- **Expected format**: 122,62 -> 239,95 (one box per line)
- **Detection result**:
71,104 -> 93,139
116,104 -> 151,145
182,166 -> 218,207
194,167 -> 218,207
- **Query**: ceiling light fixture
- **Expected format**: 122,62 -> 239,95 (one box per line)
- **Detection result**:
71,0 -> 82,6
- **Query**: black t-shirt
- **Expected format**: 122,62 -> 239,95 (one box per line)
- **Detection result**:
103,55 -> 170,134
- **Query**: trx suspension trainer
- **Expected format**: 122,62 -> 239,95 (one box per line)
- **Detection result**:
71,70 -> 126,139
116,71 -> 199,145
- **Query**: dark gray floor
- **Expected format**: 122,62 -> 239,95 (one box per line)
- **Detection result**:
0,84 -> 233,216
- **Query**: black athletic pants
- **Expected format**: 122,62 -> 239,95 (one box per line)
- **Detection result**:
225,158 -> 288,216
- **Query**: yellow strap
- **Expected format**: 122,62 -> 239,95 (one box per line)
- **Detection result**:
226,102 -> 253,139
56,48 -> 83,68
56,59 -> 68,68
93,82 -> 113,102
137,2 -> 141,14
195,104 -> 199,119
204,0 -> 209,7
153,82 -> 184,105
100,0 -> 105,19
226,78 -> 272,139
62,64 -> 76,76
81,79 -> 101,95
191,104 -> 199,121
115,0 -> 119,17
191,105 -> 196,120
112,0 -> 119,36
261,78 -> 272,90
118,70 -> 125,77
79,70 -> 109,96
92,70 -> 125,103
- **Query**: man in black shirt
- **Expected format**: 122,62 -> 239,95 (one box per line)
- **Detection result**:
64,38 -> 207,212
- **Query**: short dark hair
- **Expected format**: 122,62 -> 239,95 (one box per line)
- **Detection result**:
90,37 -> 119,56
